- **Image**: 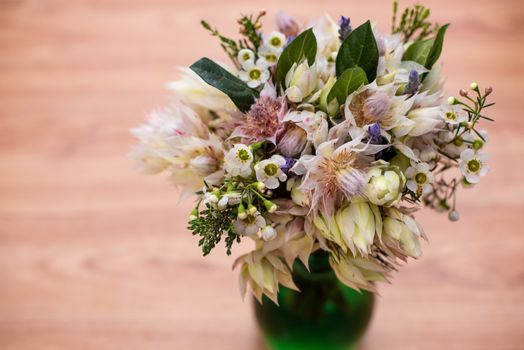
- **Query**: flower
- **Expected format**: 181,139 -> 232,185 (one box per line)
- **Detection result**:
264,31 -> 287,51
255,155 -> 288,189
284,61 -> 318,103
382,208 -> 424,259
442,106 -> 467,125
406,162 -> 434,196
459,149 -> 489,183
239,60 -> 270,88
292,140 -> 366,215
338,16 -> 352,41
277,122 -> 308,157
335,201 -> 382,255
234,209 -> 266,236
365,161 -> 405,206
224,144 -> 254,177
237,49 -> 255,67
258,45 -> 280,66
217,192 -> 242,210
463,129 -> 489,151
284,110 -> 328,147
231,93 -> 285,143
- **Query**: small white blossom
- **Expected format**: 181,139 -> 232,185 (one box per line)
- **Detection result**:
258,45 -> 280,66
234,210 -> 266,236
237,49 -> 255,67
224,144 -> 254,177
459,149 -> 489,184
442,107 -> 467,125
239,60 -> 270,88
217,192 -> 242,210
255,155 -> 287,189
406,162 -> 434,195
463,129 -> 489,151
264,31 -> 286,51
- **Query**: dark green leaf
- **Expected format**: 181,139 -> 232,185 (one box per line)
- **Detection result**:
190,57 -> 257,112
327,67 -> 368,104
336,20 -> 379,82
276,28 -> 317,84
403,23 -> 449,70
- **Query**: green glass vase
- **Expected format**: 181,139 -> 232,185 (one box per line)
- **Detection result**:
253,251 -> 375,350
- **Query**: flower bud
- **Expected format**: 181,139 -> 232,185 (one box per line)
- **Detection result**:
237,203 -> 247,219
447,96 -> 457,105
189,208 -> 199,221
275,11 -> 300,37
261,225 -> 277,241
459,89 -> 468,97
448,210 -> 460,222
284,62 -> 318,103
485,86 -> 493,96
256,181 -> 266,192
248,204 -> 257,215
469,82 -> 478,91
264,200 -> 277,213
364,161 -> 406,206
277,123 -> 308,158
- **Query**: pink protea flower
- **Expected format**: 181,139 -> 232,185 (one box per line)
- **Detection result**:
230,84 -> 287,143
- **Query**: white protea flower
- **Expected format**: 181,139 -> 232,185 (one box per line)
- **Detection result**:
237,49 -> 255,67
224,144 -> 254,177
406,106 -> 442,136
255,155 -> 287,189
239,60 -> 270,88
365,162 -> 405,207
234,210 -> 266,236
442,106 -> 467,125
284,61 -> 318,103
463,129 -> 489,151
335,201 -> 383,256
382,208 -> 424,259
459,149 -> 489,184
264,31 -> 286,51
406,162 -> 434,195
258,45 -> 280,66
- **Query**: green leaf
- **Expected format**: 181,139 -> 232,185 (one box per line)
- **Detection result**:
403,24 -> 449,69
336,20 -> 379,82
276,28 -> 317,84
190,57 -> 257,112
327,67 -> 368,104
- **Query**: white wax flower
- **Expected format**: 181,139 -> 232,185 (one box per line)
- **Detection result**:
234,210 -> 266,236
239,60 -> 270,88
255,155 -> 287,189
237,49 -> 255,67
264,31 -> 286,51
459,149 -> 489,184
406,162 -> 434,196
224,144 -> 254,177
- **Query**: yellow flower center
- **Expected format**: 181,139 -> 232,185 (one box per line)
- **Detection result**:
453,137 -> 464,147
467,159 -> 481,173
264,163 -> 278,176
472,140 -> 483,150
237,148 -> 251,162
270,37 -> 282,47
446,111 -> 457,121
242,53 -> 251,61
249,69 -> 261,80
415,172 -> 427,185
265,54 -> 277,62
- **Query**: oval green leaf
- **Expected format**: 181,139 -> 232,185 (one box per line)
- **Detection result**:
327,67 -> 368,105
336,20 -> 379,82
276,28 -> 317,84
190,57 -> 257,112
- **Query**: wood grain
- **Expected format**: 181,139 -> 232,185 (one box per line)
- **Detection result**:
0,0 -> 523,349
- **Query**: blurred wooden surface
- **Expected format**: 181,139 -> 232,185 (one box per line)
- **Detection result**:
1,0 -> 523,349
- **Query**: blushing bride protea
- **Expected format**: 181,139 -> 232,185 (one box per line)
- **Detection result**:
131,4 -> 496,303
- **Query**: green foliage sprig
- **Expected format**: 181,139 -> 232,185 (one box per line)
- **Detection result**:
188,203 -> 240,256
392,1 -> 440,42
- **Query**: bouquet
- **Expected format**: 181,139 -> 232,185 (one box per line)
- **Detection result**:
130,3 -> 495,304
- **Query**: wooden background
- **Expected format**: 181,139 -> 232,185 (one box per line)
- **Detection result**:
1,0 -> 523,349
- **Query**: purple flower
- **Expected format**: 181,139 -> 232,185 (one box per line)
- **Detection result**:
338,16 -> 352,41
405,70 -> 420,95
281,156 -> 297,174
368,123 -> 382,144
